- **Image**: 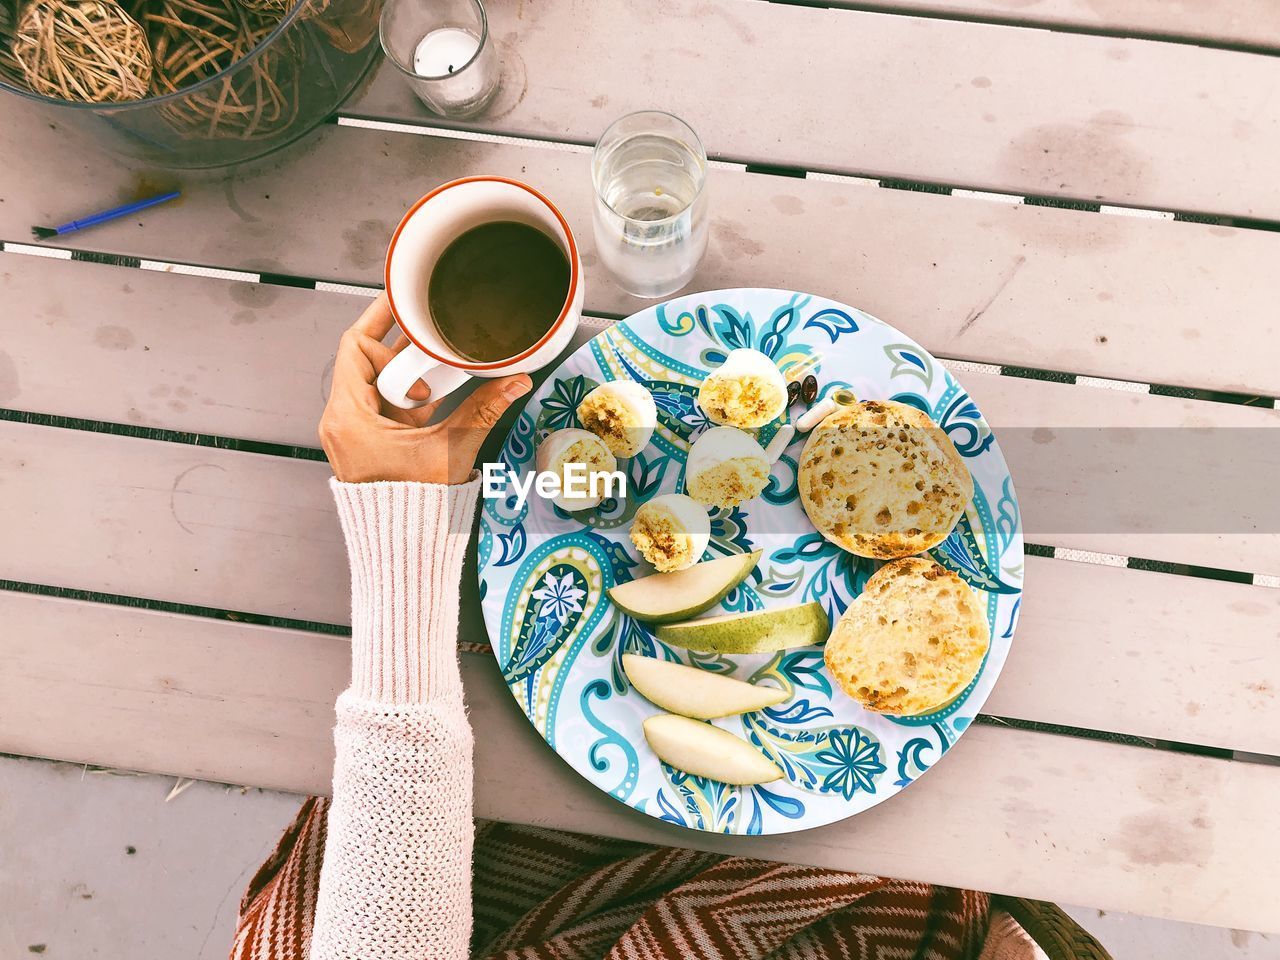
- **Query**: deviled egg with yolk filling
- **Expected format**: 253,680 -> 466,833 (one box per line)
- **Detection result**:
685,426 -> 771,509
535,428 -> 619,512
629,494 -> 711,572
576,380 -> 657,458
697,348 -> 788,429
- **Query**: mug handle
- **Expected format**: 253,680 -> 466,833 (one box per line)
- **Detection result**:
377,342 -> 471,410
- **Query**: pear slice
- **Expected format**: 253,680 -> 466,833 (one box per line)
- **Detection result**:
607,550 -> 760,623
656,601 -> 829,654
623,654 -> 787,719
643,713 -> 782,785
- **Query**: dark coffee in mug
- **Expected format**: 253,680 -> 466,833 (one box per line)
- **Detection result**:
428,220 -> 571,363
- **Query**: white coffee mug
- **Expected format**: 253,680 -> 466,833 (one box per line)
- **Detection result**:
379,176 -> 584,409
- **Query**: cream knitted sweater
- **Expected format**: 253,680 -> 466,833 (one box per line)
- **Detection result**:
310,477 -> 481,960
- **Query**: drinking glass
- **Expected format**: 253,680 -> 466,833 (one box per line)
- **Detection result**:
380,0 -> 501,118
591,111 -> 709,299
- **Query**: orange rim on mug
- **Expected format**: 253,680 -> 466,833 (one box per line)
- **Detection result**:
383,175 -> 581,371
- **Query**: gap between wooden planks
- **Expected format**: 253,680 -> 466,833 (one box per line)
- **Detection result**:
2,120 -> 1277,397
2,256 -> 1278,576
0,590 -> 1276,933
804,0 -> 1280,52
1,419 -> 1277,755
341,0 -> 1280,220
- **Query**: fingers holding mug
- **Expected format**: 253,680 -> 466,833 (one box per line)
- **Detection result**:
351,292 -> 398,341
360,334 -> 430,401
384,334 -> 433,405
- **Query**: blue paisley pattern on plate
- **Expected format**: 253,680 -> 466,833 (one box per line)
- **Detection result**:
478,289 -> 1023,836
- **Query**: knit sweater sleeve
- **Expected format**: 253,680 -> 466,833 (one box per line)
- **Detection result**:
309,476 -> 481,960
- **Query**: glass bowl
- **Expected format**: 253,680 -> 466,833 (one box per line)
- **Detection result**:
0,0 -> 382,169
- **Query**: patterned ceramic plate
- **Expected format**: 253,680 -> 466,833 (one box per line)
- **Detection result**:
478,289 -> 1023,835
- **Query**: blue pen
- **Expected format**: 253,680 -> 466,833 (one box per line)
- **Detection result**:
32,191 -> 182,240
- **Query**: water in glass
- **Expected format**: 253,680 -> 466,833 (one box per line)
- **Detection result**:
592,113 -> 708,299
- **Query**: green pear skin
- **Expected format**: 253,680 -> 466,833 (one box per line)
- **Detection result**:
655,601 -> 829,654
608,551 -> 760,623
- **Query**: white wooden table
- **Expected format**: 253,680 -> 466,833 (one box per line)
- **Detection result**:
2,0 -> 1278,937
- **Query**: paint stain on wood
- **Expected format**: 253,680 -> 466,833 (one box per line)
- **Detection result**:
1114,811 -> 1209,867
229,283 -> 278,309
1002,119 -> 1148,202
1233,120 -> 1257,142
771,195 -> 804,216
1000,795 -> 1054,829
1031,428 -> 1055,445
0,351 -> 18,403
1229,600 -> 1270,617
94,326 -> 136,351
342,219 -> 392,270
711,219 -> 764,261
121,173 -> 182,207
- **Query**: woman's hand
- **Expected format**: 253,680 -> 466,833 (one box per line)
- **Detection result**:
319,293 -> 532,484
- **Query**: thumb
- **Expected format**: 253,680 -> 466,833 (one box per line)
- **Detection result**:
441,375 -> 533,476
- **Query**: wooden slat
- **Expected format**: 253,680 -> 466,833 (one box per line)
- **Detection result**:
3,122 -> 1280,397
0,257 -> 356,448
821,0 -> 1280,50
2,421 -> 1277,754
3,255 -> 1278,576
341,0 -> 1280,219
2,590 -> 1276,932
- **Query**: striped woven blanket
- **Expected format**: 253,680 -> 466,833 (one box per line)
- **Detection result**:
232,797 -> 992,959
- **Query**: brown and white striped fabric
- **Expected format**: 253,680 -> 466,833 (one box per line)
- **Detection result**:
232,797 -> 992,960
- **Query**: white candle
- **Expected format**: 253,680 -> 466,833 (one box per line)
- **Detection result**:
413,28 -> 479,78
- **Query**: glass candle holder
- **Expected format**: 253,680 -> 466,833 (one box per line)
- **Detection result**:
380,0 -> 500,118
591,111 -> 709,299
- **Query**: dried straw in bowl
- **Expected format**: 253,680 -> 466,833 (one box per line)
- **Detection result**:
145,0 -> 301,139
12,0 -> 152,101
233,0 -> 294,16
1,0 -> 26,86
306,0 -> 376,54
